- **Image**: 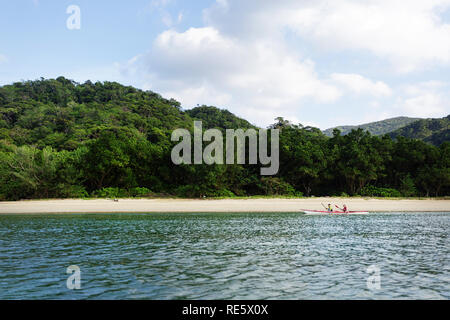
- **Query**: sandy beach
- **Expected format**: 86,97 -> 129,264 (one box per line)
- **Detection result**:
0,198 -> 449,214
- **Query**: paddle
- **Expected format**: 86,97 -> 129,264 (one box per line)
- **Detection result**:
335,204 -> 349,214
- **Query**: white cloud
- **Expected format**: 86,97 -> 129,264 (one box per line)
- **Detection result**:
123,26 -> 342,126
403,81 -> 447,96
395,81 -> 450,117
142,0 -> 182,28
115,0 -> 450,128
159,10 -> 183,27
0,54 -> 8,64
400,93 -> 447,117
330,73 -> 392,97
205,0 -> 450,72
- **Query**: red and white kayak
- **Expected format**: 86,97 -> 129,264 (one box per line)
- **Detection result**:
300,209 -> 369,215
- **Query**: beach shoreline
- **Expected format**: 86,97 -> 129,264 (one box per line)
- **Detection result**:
0,198 -> 449,214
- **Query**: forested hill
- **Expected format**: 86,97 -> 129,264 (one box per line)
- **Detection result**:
389,115 -> 450,146
323,116 -> 421,137
0,78 -> 258,150
0,77 -> 193,150
0,77 -> 449,200
186,106 -> 256,130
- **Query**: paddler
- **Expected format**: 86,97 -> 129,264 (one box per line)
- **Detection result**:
327,203 -> 333,212
335,204 -> 348,213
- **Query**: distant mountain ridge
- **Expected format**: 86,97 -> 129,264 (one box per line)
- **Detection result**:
389,115 -> 450,146
323,116 -> 422,137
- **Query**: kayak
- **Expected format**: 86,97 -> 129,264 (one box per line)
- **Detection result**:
300,209 -> 369,215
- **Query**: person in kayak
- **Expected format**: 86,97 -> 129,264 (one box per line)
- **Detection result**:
335,204 -> 348,213
327,203 -> 333,212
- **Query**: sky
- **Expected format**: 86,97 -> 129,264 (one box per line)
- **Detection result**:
1,0 -> 450,129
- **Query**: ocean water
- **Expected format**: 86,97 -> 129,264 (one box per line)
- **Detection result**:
0,212 -> 448,299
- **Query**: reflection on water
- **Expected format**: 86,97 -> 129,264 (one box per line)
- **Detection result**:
0,212 -> 448,299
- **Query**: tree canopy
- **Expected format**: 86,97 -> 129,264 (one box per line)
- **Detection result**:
0,77 -> 448,200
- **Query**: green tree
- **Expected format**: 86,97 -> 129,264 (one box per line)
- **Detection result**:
0,145 -> 60,199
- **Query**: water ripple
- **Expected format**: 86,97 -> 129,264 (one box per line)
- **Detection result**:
0,212 -> 448,299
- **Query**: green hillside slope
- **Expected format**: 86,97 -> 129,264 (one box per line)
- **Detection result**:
0,77 -> 192,150
389,115 -> 450,146
323,116 -> 421,137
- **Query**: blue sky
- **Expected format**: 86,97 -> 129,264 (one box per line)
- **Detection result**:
1,0 -> 449,129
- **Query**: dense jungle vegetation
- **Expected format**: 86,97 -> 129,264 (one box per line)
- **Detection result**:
0,77 -> 448,200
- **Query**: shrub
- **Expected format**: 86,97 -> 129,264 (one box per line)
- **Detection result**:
174,185 -> 202,198
212,189 -> 235,197
360,185 -> 402,197
259,177 -> 296,196
92,187 -> 128,198
129,187 -> 152,197
59,185 -> 89,198
400,174 -> 417,197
